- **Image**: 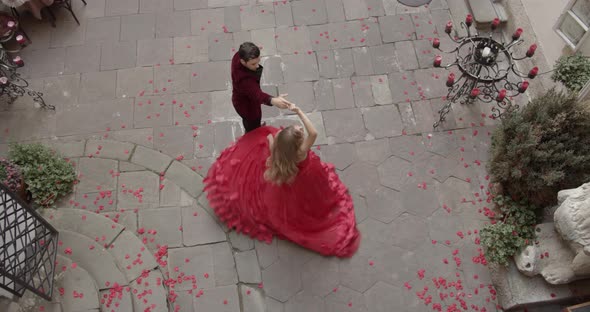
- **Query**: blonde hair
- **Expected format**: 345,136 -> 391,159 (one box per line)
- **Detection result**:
264,126 -> 305,185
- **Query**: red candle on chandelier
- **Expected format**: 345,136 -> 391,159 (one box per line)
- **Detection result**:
445,21 -> 453,34
16,34 -> 25,45
496,89 -> 506,102
470,88 -> 480,98
434,55 -> 442,67
465,14 -> 473,27
446,73 -> 455,87
528,67 -> 539,79
432,38 -> 440,48
13,56 -> 24,67
491,18 -> 500,30
512,28 -> 523,40
526,44 -> 537,57
518,81 -> 529,93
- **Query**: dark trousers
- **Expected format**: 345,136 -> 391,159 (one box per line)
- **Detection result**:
242,116 -> 262,133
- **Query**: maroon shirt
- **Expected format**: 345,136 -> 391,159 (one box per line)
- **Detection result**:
231,52 -> 272,121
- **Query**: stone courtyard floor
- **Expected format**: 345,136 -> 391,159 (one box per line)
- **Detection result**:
0,0 -> 512,311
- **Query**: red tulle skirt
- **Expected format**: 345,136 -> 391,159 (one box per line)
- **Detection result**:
203,126 -> 360,257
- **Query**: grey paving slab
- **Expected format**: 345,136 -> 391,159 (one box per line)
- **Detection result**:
107,128 -> 155,148
317,48 -> 354,78
129,269 -> 168,312
260,56 -> 283,85
366,186 -> 403,223
209,0 -> 247,8
354,138 -> 391,166
116,66 -> 154,98
140,0 -> 173,12
332,77 -> 355,109
292,0 -> 328,26
323,108 -> 367,142
190,8 -> 226,36
324,285 -> 367,312
64,44 -> 101,74
174,0 -> 208,10
138,207 -> 182,247
235,250 -> 262,283
181,204 -> 227,245
211,89 -> 240,119
340,161 -> 381,196
85,16 -> 120,44
369,75 -> 393,105
414,38 -> 438,69
313,79 -> 335,110
325,0 -> 346,22
308,24 -> 331,51
55,99 -> 134,136
224,6 -> 242,34
351,75 -> 374,107
105,0 -> 139,16
301,255 -> 340,297
240,285 -> 265,312
173,92 -> 213,125
137,38 -> 174,66
370,44 -> 399,74
208,32 -> 234,61
168,245 -> 215,290
285,291 -> 324,312
100,41 -> 137,71
414,67 -> 448,100
193,285 -> 239,312
79,71 -> 116,103
394,40 -> 420,71
212,242 -> 239,286
255,239 -> 278,269
274,2 -> 294,27
240,4 -> 276,30
42,74 -> 80,110
133,95 -> 174,128
21,47 -> 65,78
153,126 -> 194,158
189,61 -> 230,92
49,21 -> 86,48
130,144 -> 173,173
154,64 -> 191,94
262,260 -> 302,302
118,171 -> 160,209
85,139 -> 134,161
388,71 -> 421,104
351,47 -> 374,76
341,0 -> 369,20
173,36 -> 209,64
120,13 -> 156,41
165,160 -> 204,197
275,26 -> 313,55
228,231 -> 255,251
365,282 -> 405,312
155,11 -> 191,38
45,140 -> 85,158
281,53 -> 319,82
251,28 -> 276,56
278,82 -> 316,112
76,157 -> 118,193
109,230 -> 159,281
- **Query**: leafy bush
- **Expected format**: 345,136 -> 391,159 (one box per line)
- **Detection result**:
8,143 -> 76,207
0,158 -> 23,193
552,54 -> 590,92
488,89 -> 590,207
480,195 -> 538,266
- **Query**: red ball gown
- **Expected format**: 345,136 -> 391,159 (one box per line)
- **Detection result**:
203,126 -> 361,257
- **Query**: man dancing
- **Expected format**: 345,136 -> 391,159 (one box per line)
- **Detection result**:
231,42 -> 292,132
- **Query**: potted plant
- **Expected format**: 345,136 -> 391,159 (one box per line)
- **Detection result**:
0,157 -> 26,199
552,54 -> 590,93
8,143 -> 77,208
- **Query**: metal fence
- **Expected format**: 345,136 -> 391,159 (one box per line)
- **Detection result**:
0,183 -> 58,301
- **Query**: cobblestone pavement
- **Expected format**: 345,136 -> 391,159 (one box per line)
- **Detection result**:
0,0 -> 510,311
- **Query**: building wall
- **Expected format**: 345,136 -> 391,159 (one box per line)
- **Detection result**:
521,0 -> 573,67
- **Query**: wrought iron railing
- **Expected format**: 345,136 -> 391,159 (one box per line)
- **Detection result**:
0,183 -> 58,301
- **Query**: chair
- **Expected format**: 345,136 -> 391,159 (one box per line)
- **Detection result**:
47,0 -> 87,27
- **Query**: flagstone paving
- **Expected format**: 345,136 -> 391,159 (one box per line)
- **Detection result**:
0,0 -> 523,311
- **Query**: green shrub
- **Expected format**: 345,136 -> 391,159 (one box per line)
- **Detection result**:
488,89 -> 590,207
552,54 -> 590,92
480,195 -> 538,266
8,143 -> 76,207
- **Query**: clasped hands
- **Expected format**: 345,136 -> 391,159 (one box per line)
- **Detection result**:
271,94 -> 300,112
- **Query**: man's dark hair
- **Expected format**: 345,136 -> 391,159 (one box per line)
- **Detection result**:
238,42 -> 260,62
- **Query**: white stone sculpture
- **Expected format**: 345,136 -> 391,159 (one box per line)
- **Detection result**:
514,182 -> 590,284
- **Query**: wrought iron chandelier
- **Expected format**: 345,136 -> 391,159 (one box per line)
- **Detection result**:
0,14 -> 52,110
432,15 -> 538,129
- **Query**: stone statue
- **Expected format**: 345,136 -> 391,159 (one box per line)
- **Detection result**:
514,182 -> 590,284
